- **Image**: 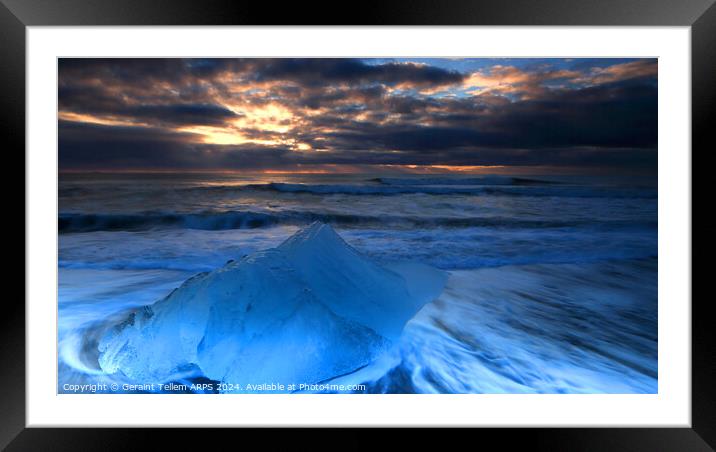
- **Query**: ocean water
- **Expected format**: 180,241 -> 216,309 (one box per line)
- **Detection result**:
58,172 -> 658,393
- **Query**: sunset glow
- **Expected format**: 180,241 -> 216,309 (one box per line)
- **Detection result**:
59,58 -> 657,173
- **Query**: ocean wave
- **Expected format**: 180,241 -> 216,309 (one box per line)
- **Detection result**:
370,176 -> 552,186
219,182 -> 657,198
58,210 -> 657,233
59,211 -> 278,233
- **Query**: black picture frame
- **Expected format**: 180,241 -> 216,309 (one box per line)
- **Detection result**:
4,0 -> 711,449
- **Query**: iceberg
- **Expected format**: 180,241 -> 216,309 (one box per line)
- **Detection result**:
97,222 -> 447,391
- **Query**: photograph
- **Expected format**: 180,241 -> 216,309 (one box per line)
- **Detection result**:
57,57 -> 658,395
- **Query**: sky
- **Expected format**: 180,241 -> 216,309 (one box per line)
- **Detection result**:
58,58 -> 657,174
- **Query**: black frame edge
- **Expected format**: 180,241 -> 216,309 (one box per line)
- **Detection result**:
6,0 -> 713,450
3,428 -> 716,452
0,1 -> 26,450
1,0 -> 715,26
691,0 -> 716,449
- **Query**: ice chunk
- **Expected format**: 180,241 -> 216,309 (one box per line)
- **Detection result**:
98,222 -> 447,390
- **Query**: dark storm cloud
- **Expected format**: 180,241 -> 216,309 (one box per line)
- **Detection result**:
124,104 -> 239,126
303,79 -> 656,153
59,58 -> 463,90
59,60 -> 241,127
58,120 -> 200,169
297,85 -> 387,110
482,79 -> 657,149
58,120 -> 293,170
59,120 -> 656,172
251,59 -> 465,87
59,58 -> 231,84
58,58 -> 658,171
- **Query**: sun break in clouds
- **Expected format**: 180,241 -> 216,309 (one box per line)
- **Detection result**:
58,58 -> 657,174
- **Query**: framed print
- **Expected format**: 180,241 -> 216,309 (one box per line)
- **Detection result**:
6,0 -> 712,449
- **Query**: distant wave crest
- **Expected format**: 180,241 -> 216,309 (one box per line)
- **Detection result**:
191,182 -> 656,199
370,176 -> 551,186
58,210 -> 656,233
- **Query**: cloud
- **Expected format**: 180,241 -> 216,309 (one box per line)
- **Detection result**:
462,60 -> 656,99
251,59 -> 465,88
577,59 -> 658,85
463,65 -> 582,98
123,104 -> 239,126
58,58 -> 657,172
